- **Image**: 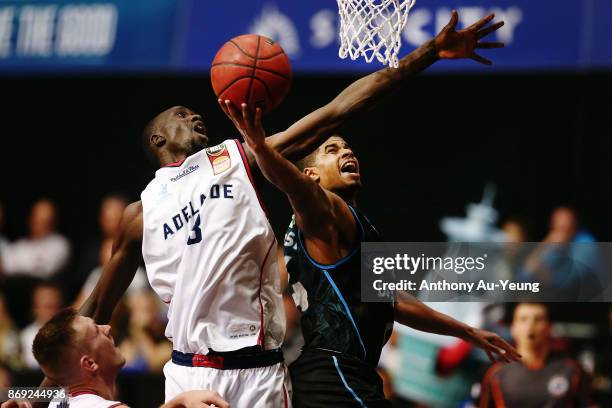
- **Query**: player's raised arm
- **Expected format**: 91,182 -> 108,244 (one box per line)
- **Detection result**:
223,103 -> 351,241
223,10 -> 504,164
79,201 -> 144,324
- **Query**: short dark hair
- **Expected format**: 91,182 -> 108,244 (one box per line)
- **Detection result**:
296,149 -> 318,172
141,117 -> 159,165
32,308 -> 78,381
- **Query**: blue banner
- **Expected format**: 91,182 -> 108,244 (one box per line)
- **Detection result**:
184,0 -> 612,72
0,0 -> 184,72
1,0 -> 611,74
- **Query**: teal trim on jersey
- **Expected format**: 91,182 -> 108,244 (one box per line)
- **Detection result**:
296,205 -> 365,270
332,355 -> 368,408
323,270 -> 367,358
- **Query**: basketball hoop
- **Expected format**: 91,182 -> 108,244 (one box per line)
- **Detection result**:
337,0 -> 416,68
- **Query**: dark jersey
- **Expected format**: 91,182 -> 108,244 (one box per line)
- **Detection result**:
284,206 -> 395,408
480,358 -> 590,408
284,206 -> 394,366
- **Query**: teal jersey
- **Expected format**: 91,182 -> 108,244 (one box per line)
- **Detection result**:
284,206 -> 394,367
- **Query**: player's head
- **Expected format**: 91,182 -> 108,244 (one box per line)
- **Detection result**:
142,106 -> 208,167
33,309 -> 125,386
510,303 -> 551,351
297,135 -> 361,199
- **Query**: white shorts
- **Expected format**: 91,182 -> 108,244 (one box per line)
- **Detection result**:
164,360 -> 292,408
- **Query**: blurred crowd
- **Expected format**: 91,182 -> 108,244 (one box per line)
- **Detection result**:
0,196 -> 611,407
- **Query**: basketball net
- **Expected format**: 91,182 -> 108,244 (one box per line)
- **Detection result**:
337,0 -> 416,68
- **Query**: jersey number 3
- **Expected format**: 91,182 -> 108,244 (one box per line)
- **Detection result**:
187,215 -> 202,245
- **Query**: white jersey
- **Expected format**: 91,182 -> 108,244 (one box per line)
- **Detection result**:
48,392 -> 123,408
141,140 -> 285,354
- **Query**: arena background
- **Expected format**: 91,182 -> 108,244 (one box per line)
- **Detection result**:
1,1 -> 612,407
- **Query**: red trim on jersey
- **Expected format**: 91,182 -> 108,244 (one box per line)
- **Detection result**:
108,404 -> 124,408
283,384 -> 289,408
233,139 -> 269,217
257,239 -> 275,349
480,362 -> 504,408
164,158 -> 186,168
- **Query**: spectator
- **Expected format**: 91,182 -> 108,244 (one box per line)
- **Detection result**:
118,290 -> 171,372
20,282 -> 64,368
73,237 -> 149,309
501,218 -> 529,243
521,207 -> 601,289
0,292 -> 22,370
74,194 -> 127,293
479,303 -> 590,407
0,199 -> 70,279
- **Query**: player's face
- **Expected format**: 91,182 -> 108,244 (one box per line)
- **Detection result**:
511,304 -> 551,350
75,316 -> 125,374
312,136 -> 361,194
158,106 -> 208,156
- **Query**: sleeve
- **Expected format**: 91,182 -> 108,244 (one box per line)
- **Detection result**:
479,364 -> 502,408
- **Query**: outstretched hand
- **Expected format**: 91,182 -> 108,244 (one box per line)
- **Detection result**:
463,326 -> 522,363
217,99 -> 266,152
434,10 -> 504,65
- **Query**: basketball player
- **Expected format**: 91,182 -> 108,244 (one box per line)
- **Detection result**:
12,10 -> 507,408
221,12 -> 519,407
479,303 -> 590,408
0,309 -> 226,408
31,309 -> 228,408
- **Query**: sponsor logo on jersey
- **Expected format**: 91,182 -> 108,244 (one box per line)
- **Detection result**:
206,143 -> 231,175
547,374 -> 569,397
170,164 -> 200,182
228,322 -> 258,339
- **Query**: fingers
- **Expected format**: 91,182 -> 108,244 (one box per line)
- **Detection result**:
491,337 -> 522,361
477,21 -> 504,39
217,98 -> 230,117
254,107 -> 263,129
447,10 -> 458,30
241,103 -> 251,123
207,393 -> 230,408
476,42 -> 504,49
224,99 -> 241,121
468,13 -> 495,31
470,52 -> 492,65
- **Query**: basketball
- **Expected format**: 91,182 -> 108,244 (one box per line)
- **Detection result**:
211,34 -> 292,114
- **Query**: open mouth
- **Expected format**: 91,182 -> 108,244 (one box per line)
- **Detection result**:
194,121 -> 206,135
340,159 -> 358,175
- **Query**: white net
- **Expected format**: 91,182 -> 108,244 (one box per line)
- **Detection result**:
337,0 -> 416,68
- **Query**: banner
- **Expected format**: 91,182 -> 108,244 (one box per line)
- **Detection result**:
0,0 -> 184,72
1,0 -> 611,73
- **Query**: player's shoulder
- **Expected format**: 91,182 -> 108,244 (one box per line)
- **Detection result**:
124,200 -> 143,219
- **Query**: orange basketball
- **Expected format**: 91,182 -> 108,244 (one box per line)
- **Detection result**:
211,34 -> 292,114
